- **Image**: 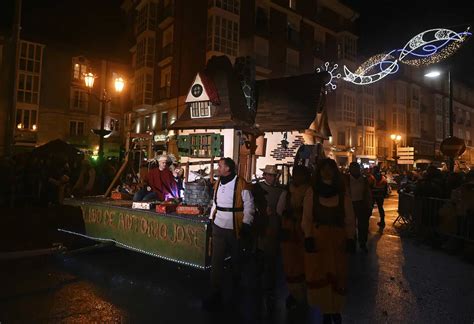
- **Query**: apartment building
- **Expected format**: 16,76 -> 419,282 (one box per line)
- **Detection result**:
11,39 -> 131,156
122,0 -> 359,150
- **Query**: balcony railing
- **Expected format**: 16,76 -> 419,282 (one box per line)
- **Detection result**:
161,44 -> 173,60
159,86 -> 171,100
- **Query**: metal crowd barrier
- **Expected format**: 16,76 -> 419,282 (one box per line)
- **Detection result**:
397,190 -> 474,243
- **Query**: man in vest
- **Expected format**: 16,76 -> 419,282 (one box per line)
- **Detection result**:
254,164 -> 285,313
346,162 -> 372,252
202,157 -> 254,311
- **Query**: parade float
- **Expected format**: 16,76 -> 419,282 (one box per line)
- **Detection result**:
59,55 -> 329,269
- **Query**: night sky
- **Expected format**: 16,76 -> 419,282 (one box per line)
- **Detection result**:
1,0 -> 473,84
344,0 -> 474,86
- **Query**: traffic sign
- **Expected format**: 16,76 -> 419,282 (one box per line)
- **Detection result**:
397,146 -> 414,165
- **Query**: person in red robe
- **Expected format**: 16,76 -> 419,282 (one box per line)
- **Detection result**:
133,155 -> 178,201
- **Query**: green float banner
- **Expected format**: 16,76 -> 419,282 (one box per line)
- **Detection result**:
62,199 -> 211,269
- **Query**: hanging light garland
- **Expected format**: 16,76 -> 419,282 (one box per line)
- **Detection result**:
342,27 -> 471,86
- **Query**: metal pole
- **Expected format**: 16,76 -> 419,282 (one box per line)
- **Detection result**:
98,90 -> 107,164
448,70 -> 454,172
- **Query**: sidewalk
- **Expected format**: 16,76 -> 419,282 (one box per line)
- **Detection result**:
344,194 -> 474,323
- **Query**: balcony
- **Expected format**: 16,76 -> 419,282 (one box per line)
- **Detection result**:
159,86 -> 171,100
159,2 -> 174,29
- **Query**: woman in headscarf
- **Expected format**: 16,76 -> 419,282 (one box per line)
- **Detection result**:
280,165 -> 311,309
302,158 -> 355,324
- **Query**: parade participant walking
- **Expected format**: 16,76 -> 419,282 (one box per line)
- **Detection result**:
302,158 -> 355,324
202,158 -> 254,311
133,155 -> 178,201
368,166 -> 388,230
253,165 -> 285,312
345,162 -> 372,252
280,165 -> 311,309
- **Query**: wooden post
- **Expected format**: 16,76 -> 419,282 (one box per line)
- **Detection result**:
184,161 -> 190,183
209,156 -> 215,184
104,132 -> 131,198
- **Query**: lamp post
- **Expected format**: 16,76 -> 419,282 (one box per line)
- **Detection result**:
390,133 -> 401,166
84,72 -> 124,163
425,69 -> 454,172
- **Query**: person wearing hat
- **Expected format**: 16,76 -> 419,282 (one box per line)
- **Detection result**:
253,164 -> 285,313
133,155 -> 178,201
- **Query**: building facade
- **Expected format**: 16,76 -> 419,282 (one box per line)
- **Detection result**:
122,0 -> 359,149
11,39 -> 131,157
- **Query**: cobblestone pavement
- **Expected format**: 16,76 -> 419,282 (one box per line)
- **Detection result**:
1,193 -> 473,323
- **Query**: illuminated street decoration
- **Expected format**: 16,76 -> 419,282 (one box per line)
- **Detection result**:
316,61 -> 341,93
343,27 -> 471,85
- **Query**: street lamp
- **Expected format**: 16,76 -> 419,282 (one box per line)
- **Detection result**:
425,68 -> 454,171
390,134 -> 402,166
84,72 -> 125,163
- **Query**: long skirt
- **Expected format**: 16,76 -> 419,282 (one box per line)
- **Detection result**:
304,225 -> 348,313
281,218 -> 306,302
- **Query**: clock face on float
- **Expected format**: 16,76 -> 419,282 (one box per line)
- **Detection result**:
192,84 -> 203,97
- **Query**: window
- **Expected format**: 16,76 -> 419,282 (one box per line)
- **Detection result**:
337,131 -> 345,146
161,112 -> 169,130
17,73 -> 40,104
364,131 -> 375,156
207,15 -> 239,56
136,3 -> 157,34
343,94 -> 356,122
412,87 -> 420,101
109,118 -> 120,132
69,121 -> 85,136
136,37 -> 155,68
287,15 -> 300,46
210,0 -> 240,14
363,97 -> 374,127
19,41 -> 43,73
16,109 -> 37,130
144,116 -> 151,131
254,37 -> 269,68
255,6 -> 269,33
72,57 -> 89,81
410,111 -> 420,135
338,36 -> 356,61
466,130 -> 471,142
160,66 -> 171,99
190,134 -> 214,157
394,83 -> 406,105
286,48 -> 299,74
190,101 -> 211,118
163,26 -> 173,47
70,89 -> 89,110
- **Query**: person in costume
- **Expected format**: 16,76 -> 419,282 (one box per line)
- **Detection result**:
133,155 -> 178,201
302,158 -> 355,324
202,157 -> 254,311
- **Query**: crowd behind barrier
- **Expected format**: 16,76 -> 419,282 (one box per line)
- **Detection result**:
397,190 -> 474,243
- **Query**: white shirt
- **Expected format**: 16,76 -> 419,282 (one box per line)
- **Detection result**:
349,175 -> 366,202
209,176 -> 255,230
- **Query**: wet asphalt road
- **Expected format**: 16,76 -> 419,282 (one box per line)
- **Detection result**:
1,193 -> 474,324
